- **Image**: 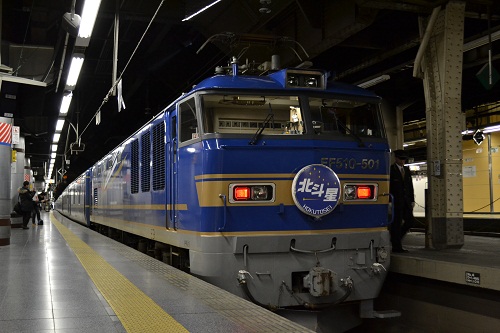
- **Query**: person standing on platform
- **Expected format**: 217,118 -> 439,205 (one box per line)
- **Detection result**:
18,181 -> 35,229
389,149 -> 415,253
38,191 -> 48,214
31,189 -> 42,225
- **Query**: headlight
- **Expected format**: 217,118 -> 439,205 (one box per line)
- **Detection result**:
343,183 -> 378,201
344,186 -> 356,200
229,183 -> 275,203
287,75 -> 299,86
377,247 -> 388,262
305,77 -> 318,87
251,185 -> 268,200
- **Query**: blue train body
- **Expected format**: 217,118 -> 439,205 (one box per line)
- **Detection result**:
56,61 -> 395,327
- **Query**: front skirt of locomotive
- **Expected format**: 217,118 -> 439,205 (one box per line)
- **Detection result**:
189,228 -> 391,310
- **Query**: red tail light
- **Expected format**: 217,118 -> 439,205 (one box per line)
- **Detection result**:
234,186 -> 251,200
356,186 -> 372,199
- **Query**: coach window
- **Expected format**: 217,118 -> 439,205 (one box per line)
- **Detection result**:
179,98 -> 198,143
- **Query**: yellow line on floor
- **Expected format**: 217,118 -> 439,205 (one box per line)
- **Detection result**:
51,215 -> 189,333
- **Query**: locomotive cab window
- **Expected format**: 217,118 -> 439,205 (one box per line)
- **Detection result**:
179,98 -> 199,142
309,97 -> 383,138
201,94 -> 304,135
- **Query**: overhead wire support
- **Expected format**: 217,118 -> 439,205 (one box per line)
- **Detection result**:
111,0 -> 120,97
80,0 -> 165,137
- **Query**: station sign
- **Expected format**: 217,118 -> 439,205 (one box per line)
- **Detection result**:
12,125 -> 20,144
465,271 -> 480,285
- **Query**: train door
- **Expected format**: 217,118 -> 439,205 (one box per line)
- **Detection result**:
167,109 -> 178,229
84,169 -> 92,227
167,97 -> 198,229
67,185 -> 71,216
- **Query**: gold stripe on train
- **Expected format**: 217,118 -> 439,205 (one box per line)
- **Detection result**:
195,173 -> 294,180
195,173 -> 389,180
93,204 -> 188,210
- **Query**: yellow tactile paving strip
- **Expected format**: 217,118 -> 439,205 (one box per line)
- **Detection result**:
51,211 -> 315,333
51,217 -> 189,333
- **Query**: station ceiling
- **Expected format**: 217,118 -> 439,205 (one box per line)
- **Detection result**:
2,0 -> 500,186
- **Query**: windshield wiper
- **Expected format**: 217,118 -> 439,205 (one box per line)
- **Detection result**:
331,111 -> 366,147
249,103 -> 274,145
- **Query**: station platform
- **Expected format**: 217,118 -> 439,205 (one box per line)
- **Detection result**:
391,231 -> 500,291
359,231 -> 500,332
0,210 -> 313,333
414,211 -> 500,234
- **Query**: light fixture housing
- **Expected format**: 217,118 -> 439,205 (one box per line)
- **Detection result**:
357,75 -> 390,88
229,183 -> 275,203
343,184 -> 378,201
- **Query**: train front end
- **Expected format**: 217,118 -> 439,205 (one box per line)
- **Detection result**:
175,65 -> 395,320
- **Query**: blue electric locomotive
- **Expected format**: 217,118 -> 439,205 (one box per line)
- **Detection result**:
56,56 -> 395,329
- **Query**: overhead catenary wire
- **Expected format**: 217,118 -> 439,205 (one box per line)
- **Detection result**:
80,0 -> 165,138
13,0 -> 35,76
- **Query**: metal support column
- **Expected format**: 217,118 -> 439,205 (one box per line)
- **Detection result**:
419,1 -> 465,249
11,136 -> 26,228
0,117 -> 12,245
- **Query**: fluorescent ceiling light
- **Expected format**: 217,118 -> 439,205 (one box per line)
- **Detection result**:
483,125 -> 500,133
66,55 -> 84,87
407,161 -> 427,166
60,92 -> 73,115
357,75 -> 390,88
56,119 -> 65,131
78,0 -> 102,38
182,0 -> 221,21
51,144 -> 58,152
463,124 -> 500,135
53,133 -> 61,143
51,152 -> 57,159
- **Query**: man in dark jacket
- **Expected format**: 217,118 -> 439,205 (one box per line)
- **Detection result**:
389,150 -> 415,252
18,181 -> 35,229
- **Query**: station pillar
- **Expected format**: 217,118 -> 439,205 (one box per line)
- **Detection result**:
417,1 -> 465,249
0,117 -> 13,245
11,137 -> 27,228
